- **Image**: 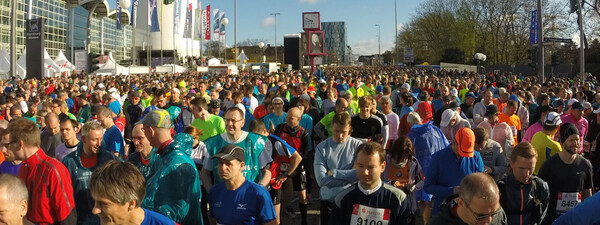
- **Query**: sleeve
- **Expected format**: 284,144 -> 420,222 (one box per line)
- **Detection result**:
257,189 -> 278,224
424,153 -> 455,198
258,139 -> 274,169
332,167 -> 358,181
300,130 -> 310,154
216,118 -> 226,134
394,196 -> 413,225
584,159 -> 594,189
493,144 -> 508,177
473,103 -> 485,125
314,121 -> 328,140
381,123 -> 390,149
154,163 -> 198,222
551,192 -> 600,225
313,144 -> 350,187
51,166 -> 78,225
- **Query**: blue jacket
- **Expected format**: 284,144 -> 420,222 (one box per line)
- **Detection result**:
424,145 -> 484,215
141,133 -> 203,225
61,143 -> 119,225
552,192 -> 600,225
407,122 -> 449,174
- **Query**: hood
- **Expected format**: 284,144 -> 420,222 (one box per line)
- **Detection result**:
164,132 -> 194,156
410,121 -> 436,134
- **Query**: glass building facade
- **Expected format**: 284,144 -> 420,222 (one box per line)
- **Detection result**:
321,21 -> 347,65
0,0 -> 131,65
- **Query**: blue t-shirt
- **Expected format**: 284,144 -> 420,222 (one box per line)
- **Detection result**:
103,125 -> 125,158
141,208 -> 177,225
0,161 -> 21,175
208,180 -> 277,225
262,113 -> 287,131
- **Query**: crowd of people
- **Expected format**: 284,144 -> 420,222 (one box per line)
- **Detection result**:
0,66 -> 600,225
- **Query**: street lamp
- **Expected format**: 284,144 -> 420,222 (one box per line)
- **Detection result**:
221,17 -> 229,62
258,41 -> 265,62
375,24 -> 381,56
270,12 -> 280,63
394,0 -> 398,66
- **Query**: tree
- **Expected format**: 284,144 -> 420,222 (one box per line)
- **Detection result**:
440,48 -> 466,63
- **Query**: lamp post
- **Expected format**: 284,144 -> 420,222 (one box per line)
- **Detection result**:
270,12 -> 280,63
234,0 -> 237,66
222,17 -> 229,62
258,41 -> 265,62
394,0 -> 398,66
375,24 -> 380,65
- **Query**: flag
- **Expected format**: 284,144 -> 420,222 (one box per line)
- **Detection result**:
193,1 -> 202,40
116,0 -> 122,30
149,0 -> 160,32
530,10 -> 538,45
219,12 -> 225,43
173,0 -> 181,34
213,8 -> 220,34
214,11 -> 223,42
205,5 -> 210,40
183,1 -> 193,38
131,0 -> 139,28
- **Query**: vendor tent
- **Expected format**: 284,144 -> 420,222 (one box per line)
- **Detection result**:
54,50 -> 76,74
94,52 -> 129,75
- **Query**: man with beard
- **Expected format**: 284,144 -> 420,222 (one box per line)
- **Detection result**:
61,121 -> 118,225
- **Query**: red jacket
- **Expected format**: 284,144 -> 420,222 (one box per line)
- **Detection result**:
19,149 -> 77,225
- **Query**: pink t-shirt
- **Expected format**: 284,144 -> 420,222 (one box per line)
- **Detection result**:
478,119 -> 514,154
522,121 -> 544,143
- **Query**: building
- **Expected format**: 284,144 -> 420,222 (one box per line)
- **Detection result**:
0,0 -> 132,67
321,21 -> 347,65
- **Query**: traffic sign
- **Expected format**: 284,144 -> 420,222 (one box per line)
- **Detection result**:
544,37 -> 573,43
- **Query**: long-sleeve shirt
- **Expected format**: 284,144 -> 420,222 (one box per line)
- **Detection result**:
314,136 -> 363,202
473,101 -> 490,128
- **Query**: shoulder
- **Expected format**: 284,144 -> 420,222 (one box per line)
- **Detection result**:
334,184 -> 358,207
142,208 -> 177,225
382,183 -> 407,202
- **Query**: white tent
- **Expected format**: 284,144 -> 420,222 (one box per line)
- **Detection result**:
94,52 -> 129,76
44,49 -> 61,77
237,50 -> 249,63
16,49 -> 27,79
0,47 -> 10,73
54,50 -> 76,74
207,58 -> 221,66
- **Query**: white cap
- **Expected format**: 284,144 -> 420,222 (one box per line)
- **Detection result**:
583,102 -> 592,109
441,109 -> 457,127
401,83 -> 411,90
108,87 -> 118,94
544,112 -> 562,126
567,98 -> 579,106
450,88 -> 458,97
97,83 -> 105,89
80,85 -> 88,92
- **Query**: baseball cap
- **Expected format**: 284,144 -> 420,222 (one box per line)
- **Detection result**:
450,88 -> 458,97
484,105 -> 499,117
537,105 -> 554,114
212,144 -> 245,162
455,127 -> 475,158
567,98 -> 579,106
417,102 -> 433,123
442,95 -> 453,102
307,86 -> 317,93
401,83 -> 411,90
209,99 -> 222,109
544,112 -> 562,126
465,93 -> 476,99
136,109 -> 173,128
552,99 -> 565,108
448,101 -> 460,110
441,109 -> 457,127
583,102 -> 592,110
571,102 -> 584,111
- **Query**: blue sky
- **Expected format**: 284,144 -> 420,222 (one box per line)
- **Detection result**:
109,0 -> 425,55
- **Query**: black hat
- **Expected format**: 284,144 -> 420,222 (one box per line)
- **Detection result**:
209,99 -> 222,109
442,95 -> 453,102
537,105 -> 555,114
571,102 -> 584,111
484,105 -> 499,117
559,123 -> 580,144
448,100 -> 460,110
212,144 -> 245,162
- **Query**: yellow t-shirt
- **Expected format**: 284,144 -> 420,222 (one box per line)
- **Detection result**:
531,131 -> 562,174
498,113 -> 521,145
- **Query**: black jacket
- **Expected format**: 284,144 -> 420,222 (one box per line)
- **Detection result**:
498,173 -> 550,225
429,195 -> 507,225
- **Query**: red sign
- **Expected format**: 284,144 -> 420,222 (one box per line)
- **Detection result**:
205,5 -> 211,40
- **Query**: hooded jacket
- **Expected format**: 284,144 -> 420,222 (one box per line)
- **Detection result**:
407,121 -> 450,174
429,195 -> 508,225
141,133 -> 203,225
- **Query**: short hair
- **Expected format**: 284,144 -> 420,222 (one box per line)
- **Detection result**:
60,118 -> 79,130
458,173 -> 500,204
232,91 -> 244,101
225,106 -> 244,119
406,112 -> 422,127
380,96 -> 391,103
37,109 -> 49,118
183,126 -> 203,138
383,86 -> 392,95
97,106 -> 113,118
331,112 -> 351,127
510,142 -> 537,162
356,142 -> 386,164
9,104 -> 21,113
52,99 -> 67,108
358,96 -> 373,107
191,97 -> 208,110
0,174 -> 28,204
90,160 -> 146,207
7,118 -> 40,148
473,127 -> 489,145
81,121 -> 104,137
249,120 -> 266,133
506,100 -> 518,108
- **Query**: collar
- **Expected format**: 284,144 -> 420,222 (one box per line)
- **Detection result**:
156,139 -> 174,155
23,149 -> 46,167
357,180 -> 382,195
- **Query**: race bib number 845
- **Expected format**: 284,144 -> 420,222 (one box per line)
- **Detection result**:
350,204 -> 390,225
556,192 -> 581,214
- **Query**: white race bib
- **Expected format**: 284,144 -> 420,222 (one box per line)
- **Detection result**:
556,192 -> 581,214
350,204 -> 390,225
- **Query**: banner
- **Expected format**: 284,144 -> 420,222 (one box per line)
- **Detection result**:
214,11 -> 223,42
173,0 -> 181,34
193,1 -> 202,40
530,10 -> 538,45
183,1 -> 193,38
149,0 -> 160,32
219,12 -> 225,43
205,5 -> 210,40
213,8 -> 220,36
130,0 -> 139,28
116,0 -> 122,30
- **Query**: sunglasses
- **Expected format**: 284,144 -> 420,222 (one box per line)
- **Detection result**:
464,200 -> 501,221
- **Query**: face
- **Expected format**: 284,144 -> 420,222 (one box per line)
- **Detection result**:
359,103 -> 372,116
224,111 -> 244,136
51,104 -> 61,114
381,100 -> 391,112
332,123 -> 351,143
217,159 -> 244,181
571,109 -> 583,120
335,100 -> 349,113
510,156 -> 536,184
91,193 -> 132,225
474,139 -> 488,151
132,126 -> 151,153
459,196 -> 501,225
156,95 -> 167,107
505,106 -> 516,115
286,112 -> 301,128
563,134 -> 581,154
0,188 -> 27,225
355,151 -> 385,189
0,134 -> 15,162
96,114 -> 110,128
60,121 -> 77,142
466,97 -> 475,105
272,100 -> 284,113
83,129 -> 104,155
131,97 -> 140,105
9,109 -> 21,118
7,135 -> 24,161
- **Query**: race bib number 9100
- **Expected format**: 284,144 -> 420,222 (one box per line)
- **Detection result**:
350,204 -> 390,225
556,192 -> 581,214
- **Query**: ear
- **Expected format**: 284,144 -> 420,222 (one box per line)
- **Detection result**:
380,160 -> 386,174
127,199 -> 136,211
19,200 -> 28,217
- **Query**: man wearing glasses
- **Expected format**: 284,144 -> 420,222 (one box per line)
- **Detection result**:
429,173 -> 507,225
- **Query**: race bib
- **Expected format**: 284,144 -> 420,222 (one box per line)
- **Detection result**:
556,192 -> 581,214
350,204 -> 390,225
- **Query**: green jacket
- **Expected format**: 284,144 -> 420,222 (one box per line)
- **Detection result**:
61,143 -> 119,225
141,133 -> 203,225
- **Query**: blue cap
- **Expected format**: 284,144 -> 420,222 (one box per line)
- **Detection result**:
465,93 -> 476,99
509,94 -> 519,102
376,85 -> 384,93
